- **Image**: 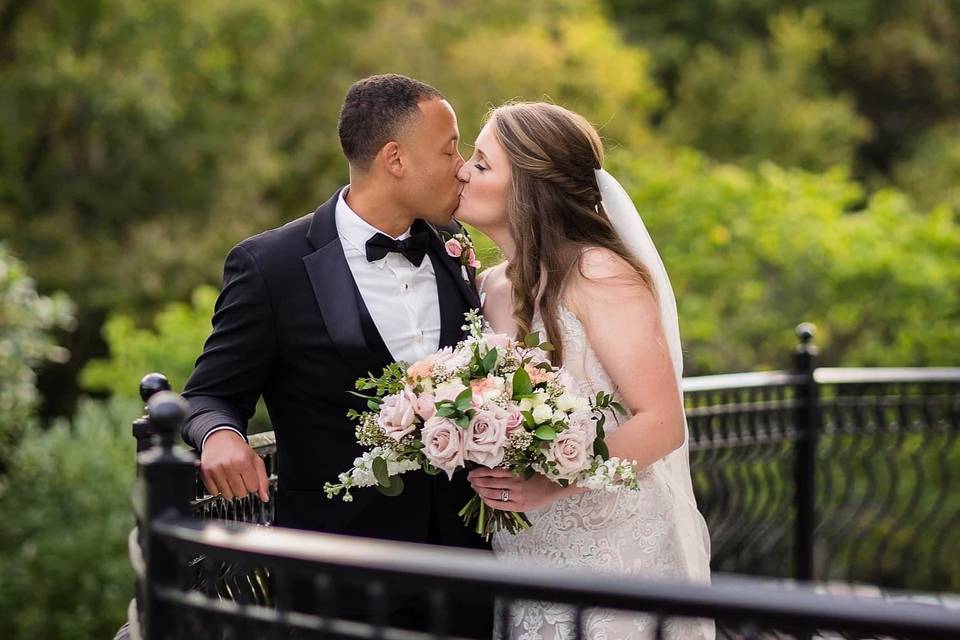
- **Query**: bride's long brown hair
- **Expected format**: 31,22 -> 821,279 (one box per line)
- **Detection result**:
489,102 -> 656,365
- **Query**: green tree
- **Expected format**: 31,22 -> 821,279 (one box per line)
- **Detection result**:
606,0 -> 960,188
80,285 -> 270,431
80,286 -> 218,398
0,396 -> 140,640
605,146 -> 960,373
893,120 -> 960,215
0,245 -> 74,466
663,9 -> 870,171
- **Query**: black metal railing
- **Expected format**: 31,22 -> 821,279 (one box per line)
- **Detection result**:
130,324 -> 958,593
684,328 -> 959,591
126,323 -> 960,638
130,391 -> 960,639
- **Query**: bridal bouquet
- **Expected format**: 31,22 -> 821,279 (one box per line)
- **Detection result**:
323,310 -> 641,538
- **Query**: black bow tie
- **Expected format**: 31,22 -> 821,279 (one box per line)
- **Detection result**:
364,231 -> 431,266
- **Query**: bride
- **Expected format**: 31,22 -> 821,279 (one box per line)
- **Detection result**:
455,102 -> 714,640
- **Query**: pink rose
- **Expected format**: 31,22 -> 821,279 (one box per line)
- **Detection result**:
377,386 -> 419,441
466,248 -> 481,269
469,375 -> 505,406
415,392 -> 436,421
407,358 -> 433,382
567,411 -> 599,449
549,427 -> 592,479
524,363 -> 554,386
484,333 -> 514,352
463,408 -> 509,467
444,238 -> 463,258
421,416 -> 465,479
504,407 -> 524,436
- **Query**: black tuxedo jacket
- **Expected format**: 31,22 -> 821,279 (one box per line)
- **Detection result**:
182,188 -> 486,551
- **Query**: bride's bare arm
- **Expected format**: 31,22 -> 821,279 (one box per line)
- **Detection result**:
566,248 -> 686,469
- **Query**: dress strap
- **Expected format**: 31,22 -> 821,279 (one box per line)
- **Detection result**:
476,268 -> 492,296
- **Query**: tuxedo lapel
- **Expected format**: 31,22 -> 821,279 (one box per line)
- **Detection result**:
304,189 -> 385,375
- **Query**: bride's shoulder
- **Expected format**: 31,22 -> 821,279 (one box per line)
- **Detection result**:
478,261 -> 509,293
575,246 -> 633,275
564,247 -> 654,312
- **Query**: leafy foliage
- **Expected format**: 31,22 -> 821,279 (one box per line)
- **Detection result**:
80,286 -> 219,398
0,245 -> 74,465
0,396 -> 140,640
605,146 -> 960,373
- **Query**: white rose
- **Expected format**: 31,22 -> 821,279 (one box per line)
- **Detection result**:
434,380 -> 468,404
531,404 -> 554,424
432,346 -> 472,373
556,393 -> 578,413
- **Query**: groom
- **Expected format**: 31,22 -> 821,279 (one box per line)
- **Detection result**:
181,74 -> 490,635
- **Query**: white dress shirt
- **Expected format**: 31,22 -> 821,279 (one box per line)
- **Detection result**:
334,188 -> 441,364
201,188 -> 442,450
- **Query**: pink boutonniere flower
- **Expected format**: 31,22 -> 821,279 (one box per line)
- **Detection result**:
442,232 -> 481,269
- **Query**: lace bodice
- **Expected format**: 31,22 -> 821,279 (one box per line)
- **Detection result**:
489,302 -> 714,640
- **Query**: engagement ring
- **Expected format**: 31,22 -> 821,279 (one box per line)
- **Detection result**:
500,489 -> 510,502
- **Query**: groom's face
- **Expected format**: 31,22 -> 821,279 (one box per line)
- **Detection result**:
401,98 -> 464,225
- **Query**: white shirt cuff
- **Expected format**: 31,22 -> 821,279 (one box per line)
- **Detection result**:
200,426 -> 245,451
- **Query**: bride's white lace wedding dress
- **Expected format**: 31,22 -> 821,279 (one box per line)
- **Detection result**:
490,303 -> 715,640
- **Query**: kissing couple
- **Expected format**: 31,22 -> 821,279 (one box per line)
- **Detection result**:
181,74 -> 713,640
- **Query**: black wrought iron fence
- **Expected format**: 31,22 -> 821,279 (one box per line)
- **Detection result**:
128,391 -> 960,640
685,331 -> 960,591
125,324 -> 960,638
131,325 -> 958,593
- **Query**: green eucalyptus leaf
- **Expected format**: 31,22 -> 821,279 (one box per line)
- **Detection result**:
372,457 -> 389,487
377,475 -> 404,496
534,425 -> 556,441
594,438 -> 609,459
481,348 -> 498,374
523,332 -> 540,348
455,387 -> 474,412
512,367 -> 533,397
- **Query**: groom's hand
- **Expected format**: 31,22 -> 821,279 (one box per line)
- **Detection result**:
200,430 -> 271,502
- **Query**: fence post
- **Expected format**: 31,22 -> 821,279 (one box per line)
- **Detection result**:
132,373 -> 172,456
138,391 -> 197,639
792,322 -> 819,583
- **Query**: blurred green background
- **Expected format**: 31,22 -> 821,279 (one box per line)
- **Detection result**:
1,1 -> 958,637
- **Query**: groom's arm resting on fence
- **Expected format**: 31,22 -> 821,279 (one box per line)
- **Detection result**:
182,242 -> 277,502
200,429 -> 270,501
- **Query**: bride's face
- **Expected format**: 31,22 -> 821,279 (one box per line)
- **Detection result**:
454,121 -> 511,232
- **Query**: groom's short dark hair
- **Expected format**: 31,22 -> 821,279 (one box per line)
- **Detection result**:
338,74 -> 444,171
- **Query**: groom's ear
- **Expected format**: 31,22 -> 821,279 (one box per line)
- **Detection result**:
379,141 -> 405,178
